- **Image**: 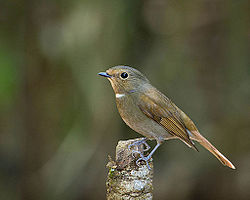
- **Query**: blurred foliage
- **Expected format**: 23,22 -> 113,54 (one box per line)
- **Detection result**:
0,0 -> 249,199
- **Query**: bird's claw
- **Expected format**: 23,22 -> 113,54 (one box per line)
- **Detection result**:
143,143 -> 151,151
128,138 -> 150,152
131,150 -> 152,170
131,150 -> 144,158
129,138 -> 153,170
135,155 -> 152,170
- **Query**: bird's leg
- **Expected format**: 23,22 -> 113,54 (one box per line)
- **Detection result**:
136,142 -> 161,170
128,138 -> 150,152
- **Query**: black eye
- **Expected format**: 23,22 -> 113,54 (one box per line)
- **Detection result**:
120,72 -> 128,79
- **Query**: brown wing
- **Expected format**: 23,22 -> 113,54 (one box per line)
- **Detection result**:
138,92 -> 198,151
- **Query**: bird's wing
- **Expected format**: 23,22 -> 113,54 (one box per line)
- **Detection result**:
138,91 -> 198,150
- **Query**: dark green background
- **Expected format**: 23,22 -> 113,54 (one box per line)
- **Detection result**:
0,0 -> 249,199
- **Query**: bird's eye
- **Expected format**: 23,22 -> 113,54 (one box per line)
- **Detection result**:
120,72 -> 128,79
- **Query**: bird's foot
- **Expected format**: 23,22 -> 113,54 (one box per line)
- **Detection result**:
131,142 -> 161,170
135,153 -> 152,170
128,138 -> 150,152
130,150 -> 152,170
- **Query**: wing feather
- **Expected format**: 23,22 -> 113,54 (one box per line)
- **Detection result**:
138,91 -> 197,150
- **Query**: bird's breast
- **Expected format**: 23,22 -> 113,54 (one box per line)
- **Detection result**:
115,93 -> 171,140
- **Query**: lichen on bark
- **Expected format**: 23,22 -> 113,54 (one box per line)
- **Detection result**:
106,138 -> 153,200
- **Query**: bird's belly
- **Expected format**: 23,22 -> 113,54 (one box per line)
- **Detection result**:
116,97 -> 171,140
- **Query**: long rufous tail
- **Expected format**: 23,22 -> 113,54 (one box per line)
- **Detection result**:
191,131 -> 235,169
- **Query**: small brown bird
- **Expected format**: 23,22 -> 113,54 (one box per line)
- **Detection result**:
98,66 -> 235,169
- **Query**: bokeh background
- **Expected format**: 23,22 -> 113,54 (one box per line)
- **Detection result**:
0,0 -> 249,199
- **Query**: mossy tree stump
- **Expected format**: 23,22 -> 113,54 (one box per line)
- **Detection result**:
106,138 -> 153,200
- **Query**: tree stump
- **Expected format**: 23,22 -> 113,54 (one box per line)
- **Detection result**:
106,138 -> 153,200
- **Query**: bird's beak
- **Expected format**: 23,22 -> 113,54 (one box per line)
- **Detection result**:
98,72 -> 112,78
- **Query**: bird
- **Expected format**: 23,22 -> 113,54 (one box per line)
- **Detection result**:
98,65 -> 235,170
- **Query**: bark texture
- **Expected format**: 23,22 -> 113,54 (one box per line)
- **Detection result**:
106,138 -> 153,200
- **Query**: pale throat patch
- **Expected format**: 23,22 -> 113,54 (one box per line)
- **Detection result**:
116,93 -> 125,98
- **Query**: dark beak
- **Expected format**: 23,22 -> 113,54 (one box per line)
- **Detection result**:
98,72 -> 112,78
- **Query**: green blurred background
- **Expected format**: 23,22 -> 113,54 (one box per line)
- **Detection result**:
0,0 -> 249,199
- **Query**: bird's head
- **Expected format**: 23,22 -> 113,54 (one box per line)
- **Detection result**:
98,66 -> 149,94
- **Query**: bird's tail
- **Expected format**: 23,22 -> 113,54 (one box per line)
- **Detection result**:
191,131 -> 236,169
